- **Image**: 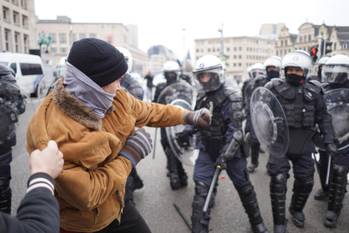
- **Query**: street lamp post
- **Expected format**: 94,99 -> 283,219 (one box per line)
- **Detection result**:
218,24 -> 224,62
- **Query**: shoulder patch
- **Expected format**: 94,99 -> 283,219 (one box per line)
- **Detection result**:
305,80 -> 322,94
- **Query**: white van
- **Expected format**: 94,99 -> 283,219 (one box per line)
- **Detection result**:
0,52 -> 44,96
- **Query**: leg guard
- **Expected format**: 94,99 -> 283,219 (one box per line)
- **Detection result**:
289,176 -> 314,228
250,142 -> 260,167
270,174 -> 287,226
191,182 -> 211,233
131,168 -> 144,190
0,177 -> 11,214
237,182 -> 268,233
324,164 -> 348,228
177,160 -> 188,187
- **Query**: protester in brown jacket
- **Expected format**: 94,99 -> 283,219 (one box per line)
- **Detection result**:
26,38 -> 210,233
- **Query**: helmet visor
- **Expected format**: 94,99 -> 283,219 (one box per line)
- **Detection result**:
322,65 -> 349,84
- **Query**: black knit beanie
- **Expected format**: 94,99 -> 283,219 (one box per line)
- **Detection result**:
67,38 -> 128,87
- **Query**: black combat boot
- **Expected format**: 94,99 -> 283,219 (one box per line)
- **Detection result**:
0,177 -> 11,214
289,176 -> 313,228
247,164 -> 258,173
237,183 -> 269,233
248,143 -> 260,173
270,174 -> 288,233
324,165 -> 348,228
314,188 -> 328,201
191,182 -> 211,233
165,147 -> 184,190
177,162 -> 188,187
131,169 -> 144,191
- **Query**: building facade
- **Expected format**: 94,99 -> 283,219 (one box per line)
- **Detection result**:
276,22 -> 349,58
0,0 -> 36,53
36,16 -> 148,74
195,36 -> 276,83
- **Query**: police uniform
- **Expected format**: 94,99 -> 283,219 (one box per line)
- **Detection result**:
0,65 -> 25,213
322,80 -> 349,227
192,84 -> 268,233
265,78 -> 334,229
120,73 -> 145,203
153,79 -> 188,189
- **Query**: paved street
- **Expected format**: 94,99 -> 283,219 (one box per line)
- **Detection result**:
10,98 -> 349,233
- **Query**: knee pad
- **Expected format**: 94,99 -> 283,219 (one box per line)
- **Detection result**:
333,164 -> 348,176
294,175 -> 314,193
272,173 -> 287,184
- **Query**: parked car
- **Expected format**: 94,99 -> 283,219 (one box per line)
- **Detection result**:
0,53 -> 45,97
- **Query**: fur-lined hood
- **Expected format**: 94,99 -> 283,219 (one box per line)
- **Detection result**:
52,79 -> 102,130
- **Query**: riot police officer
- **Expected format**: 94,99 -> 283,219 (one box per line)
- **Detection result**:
153,61 -> 188,190
0,64 -> 25,214
264,50 -> 335,233
189,55 -> 268,233
118,47 -> 145,202
242,63 -> 266,111
320,54 -> 349,228
247,57 -> 281,173
313,56 -> 331,201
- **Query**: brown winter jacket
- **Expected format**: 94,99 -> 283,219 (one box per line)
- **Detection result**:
26,80 -> 188,232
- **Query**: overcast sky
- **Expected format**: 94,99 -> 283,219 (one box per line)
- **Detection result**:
35,0 -> 348,58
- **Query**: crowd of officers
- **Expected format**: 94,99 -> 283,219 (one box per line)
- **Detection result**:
0,37 -> 348,233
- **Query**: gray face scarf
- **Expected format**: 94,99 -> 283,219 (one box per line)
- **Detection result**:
64,62 -> 116,119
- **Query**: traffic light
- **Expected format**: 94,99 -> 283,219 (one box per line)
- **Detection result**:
325,41 -> 333,55
310,46 -> 318,63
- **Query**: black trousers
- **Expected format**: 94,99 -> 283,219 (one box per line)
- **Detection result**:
96,201 -> 152,233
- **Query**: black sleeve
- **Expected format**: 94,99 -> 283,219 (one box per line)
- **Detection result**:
153,84 -> 165,103
0,173 -> 59,233
223,97 -> 244,145
315,93 -> 335,144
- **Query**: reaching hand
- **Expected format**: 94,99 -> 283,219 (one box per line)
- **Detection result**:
30,140 -> 64,179
184,108 -> 211,128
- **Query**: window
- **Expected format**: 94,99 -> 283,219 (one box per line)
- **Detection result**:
72,33 -> 77,42
50,47 -> 57,53
59,33 -> 67,44
13,11 -> 20,26
14,31 -> 20,52
226,47 -> 230,52
4,28 -> 11,51
79,33 -> 86,39
20,0 -> 28,10
239,47 -> 242,51
308,35 -> 312,42
49,33 -> 57,43
20,63 -> 43,75
208,48 -> 211,52
23,34 -> 29,53
238,55 -> 242,59
22,15 -> 28,28
11,0 -> 19,6
10,63 -> 17,74
3,7 -> 10,23
89,33 -> 97,38
60,47 -> 67,54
